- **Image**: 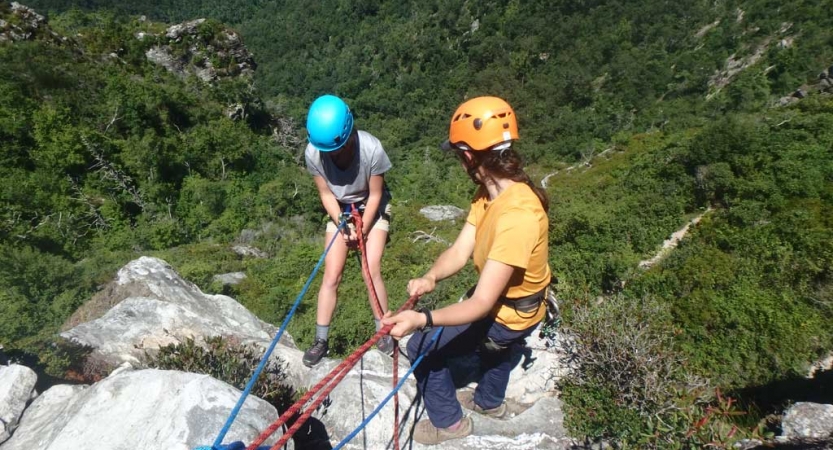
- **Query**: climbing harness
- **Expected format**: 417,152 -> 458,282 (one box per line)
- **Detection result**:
538,279 -> 562,346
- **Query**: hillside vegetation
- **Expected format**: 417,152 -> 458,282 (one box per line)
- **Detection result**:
2,0 -> 832,446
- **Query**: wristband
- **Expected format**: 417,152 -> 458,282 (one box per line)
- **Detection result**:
418,307 -> 433,332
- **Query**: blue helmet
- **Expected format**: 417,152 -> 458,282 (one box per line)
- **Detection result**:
306,95 -> 354,152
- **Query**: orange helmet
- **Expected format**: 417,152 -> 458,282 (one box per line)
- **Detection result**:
441,96 -> 518,152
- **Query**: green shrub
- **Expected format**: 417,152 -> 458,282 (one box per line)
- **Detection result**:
145,335 -> 294,412
559,293 -> 767,447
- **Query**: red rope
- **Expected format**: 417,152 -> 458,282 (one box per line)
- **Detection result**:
246,296 -> 419,450
351,205 -> 401,450
393,343 -> 400,450
350,205 -> 384,319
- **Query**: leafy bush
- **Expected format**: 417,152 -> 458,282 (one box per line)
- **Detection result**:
560,294 -> 696,418
559,294 -> 766,447
145,335 -> 294,412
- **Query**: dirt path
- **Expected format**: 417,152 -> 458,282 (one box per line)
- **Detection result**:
638,208 -> 713,269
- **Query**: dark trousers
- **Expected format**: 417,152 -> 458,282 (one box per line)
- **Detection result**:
405,316 -> 537,428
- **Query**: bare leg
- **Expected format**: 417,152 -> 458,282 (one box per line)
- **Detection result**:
364,227 -> 389,319
316,231 -> 348,326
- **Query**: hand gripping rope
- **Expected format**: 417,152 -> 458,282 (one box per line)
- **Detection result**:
245,295 -> 420,450
331,325 -> 442,450
198,219 -> 348,450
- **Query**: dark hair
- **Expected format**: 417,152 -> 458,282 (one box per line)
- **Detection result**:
471,148 -> 549,212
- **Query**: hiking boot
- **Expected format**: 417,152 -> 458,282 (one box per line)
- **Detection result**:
302,339 -> 329,367
413,416 -> 473,445
456,390 -> 506,419
376,335 -> 396,356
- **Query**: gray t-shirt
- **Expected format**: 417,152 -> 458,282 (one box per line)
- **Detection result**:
305,130 -> 392,205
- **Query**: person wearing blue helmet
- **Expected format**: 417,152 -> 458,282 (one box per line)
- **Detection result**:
303,94 -> 395,367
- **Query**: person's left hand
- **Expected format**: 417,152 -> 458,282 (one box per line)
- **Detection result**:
381,310 -> 426,339
343,225 -> 359,248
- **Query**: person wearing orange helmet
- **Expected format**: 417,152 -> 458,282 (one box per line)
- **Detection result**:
383,96 -> 551,444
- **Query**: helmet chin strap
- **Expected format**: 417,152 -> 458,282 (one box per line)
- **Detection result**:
458,150 -> 483,185
466,167 -> 482,185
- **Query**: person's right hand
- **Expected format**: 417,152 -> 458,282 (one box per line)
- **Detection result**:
407,275 -> 436,297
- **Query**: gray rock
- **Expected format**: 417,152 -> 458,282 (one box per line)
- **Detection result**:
59,257 -> 301,380
733,439 -> 763,449
300,350 -> 570,449
1,3 -> 44,42
420,205 -> 466,222
49,257 -> 570,448
165,18 -> 205,40
0,368 -> 285,450
232,244 -> 268,259
781,402 -> 833,438
779,96 -> 799,107
145,46 -> 184,73
144,18 -> 255,83
0,365 -> 37,444
213,272 -> 247,285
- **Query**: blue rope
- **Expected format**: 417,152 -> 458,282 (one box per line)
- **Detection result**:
332,326 -> 444,450
195,442 -> 270,450
210,219 -> 347,449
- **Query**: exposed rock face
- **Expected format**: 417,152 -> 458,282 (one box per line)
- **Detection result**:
59,257 -> 301,382
0,365 -> 37,444
302,339 -> 569,449
0,2 -> 65,44
145,18 -> 256,83
781,402 -> 833,439
420,205 -> 466,222
0,368 -> 284,450
18,257 -> 570,449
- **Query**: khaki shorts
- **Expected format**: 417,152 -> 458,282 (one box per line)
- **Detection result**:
326,203 -> 392,233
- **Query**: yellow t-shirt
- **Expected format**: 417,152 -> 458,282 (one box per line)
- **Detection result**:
466,182 -> 550,330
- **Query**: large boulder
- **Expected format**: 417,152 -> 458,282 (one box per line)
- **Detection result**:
0,365 -> 37,444
781,402 -> 833,439
0,368 -> 283,450
59,256 -> 305,386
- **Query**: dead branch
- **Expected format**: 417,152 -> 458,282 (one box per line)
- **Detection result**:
411,228 -> 450,246
83,136 -> 145,210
